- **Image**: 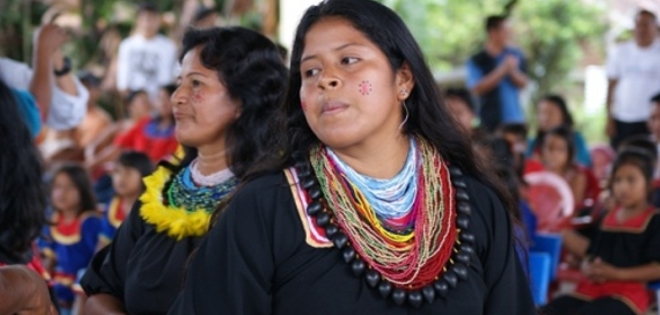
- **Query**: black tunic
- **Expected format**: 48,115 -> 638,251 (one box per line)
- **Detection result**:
168,172 -> 536,315
81,201 -> 204,315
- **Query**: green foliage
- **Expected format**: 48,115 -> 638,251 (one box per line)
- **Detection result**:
514,0 -> 607,100
378,0 -> 606,92
0,0 -> 48,61
378,0 -> 607,142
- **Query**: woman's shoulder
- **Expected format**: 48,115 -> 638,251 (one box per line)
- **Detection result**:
460,175 -> 511,225
219,169 -> 306,242
462,175 -> 498,203
235,170 -> 290,197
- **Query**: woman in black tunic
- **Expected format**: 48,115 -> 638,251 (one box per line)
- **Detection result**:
80,27 -> 288,315
168,1 -> 536,314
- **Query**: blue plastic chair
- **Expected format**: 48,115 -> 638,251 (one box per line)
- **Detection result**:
648,281 -> 660,315
529,252 -> 552,305
530,233 -> 562,280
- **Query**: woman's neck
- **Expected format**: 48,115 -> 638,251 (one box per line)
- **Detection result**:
196,143 -> 229,176
331,134 -> 410,179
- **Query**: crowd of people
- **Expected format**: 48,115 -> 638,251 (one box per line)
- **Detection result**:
1,1 -> 660,315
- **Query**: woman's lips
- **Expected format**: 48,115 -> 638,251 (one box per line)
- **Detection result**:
321,99 -> 349,115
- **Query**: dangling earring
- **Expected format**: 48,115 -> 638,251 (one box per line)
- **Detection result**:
398,89 -> 409,130
399,101 -> 409,131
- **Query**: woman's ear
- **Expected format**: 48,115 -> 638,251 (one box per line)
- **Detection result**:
396,62 -> 415,101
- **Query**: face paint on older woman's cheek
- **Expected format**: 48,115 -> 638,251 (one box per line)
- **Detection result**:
192,92 -> 205,105
359,80 -> 373,96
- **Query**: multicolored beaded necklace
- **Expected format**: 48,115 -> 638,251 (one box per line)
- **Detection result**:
167,166 -> 238,211
297,136 -> 474,308
139,165 -> 238,240
325,137 -> 418,225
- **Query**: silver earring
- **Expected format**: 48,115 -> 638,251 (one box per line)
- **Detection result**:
399,101 -> 409,131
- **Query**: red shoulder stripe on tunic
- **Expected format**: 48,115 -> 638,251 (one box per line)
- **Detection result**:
284,168 -> 332,248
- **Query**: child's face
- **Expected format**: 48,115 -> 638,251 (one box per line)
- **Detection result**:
541,134 -> 569,172
52,173 -> 81,213
128,94 -> 152,121
612,163 -> 648,209
112,164 -> 143,197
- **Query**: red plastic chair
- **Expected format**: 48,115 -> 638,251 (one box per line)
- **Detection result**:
524,171 -> 575,233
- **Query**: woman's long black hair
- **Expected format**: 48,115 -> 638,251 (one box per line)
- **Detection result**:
161,26 -> 288,181
245,0 -> 520,224
0,79 -> 47,263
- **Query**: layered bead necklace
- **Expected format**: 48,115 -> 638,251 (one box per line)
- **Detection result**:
140,159 -> 238,240
325,138 -> 418,233
167,159 -> 238,212
298,136 -> 474,308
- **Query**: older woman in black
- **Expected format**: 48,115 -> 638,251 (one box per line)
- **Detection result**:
81,27 -> 288,315
168,1 -> 535,314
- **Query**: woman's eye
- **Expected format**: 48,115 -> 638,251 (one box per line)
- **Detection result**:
342,57 -> 359,65
192,79 -> 201,87
304,68 -> 320,78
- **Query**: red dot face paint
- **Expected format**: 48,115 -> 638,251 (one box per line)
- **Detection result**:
359,80 -> 373,96
192,93 -> 204,105
301,100 -> 307,111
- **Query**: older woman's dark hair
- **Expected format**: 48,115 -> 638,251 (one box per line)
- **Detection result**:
165,26 -> 288,181
247,0 -> 520,223
0,79 -> 47,263
51,164 -> 97,215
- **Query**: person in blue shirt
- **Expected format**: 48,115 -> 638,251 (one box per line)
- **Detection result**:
11,88 -> 41,139
467,15 -> 529,132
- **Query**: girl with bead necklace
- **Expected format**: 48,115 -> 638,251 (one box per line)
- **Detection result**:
168,0 -> 535,314
80,27 -> 288,315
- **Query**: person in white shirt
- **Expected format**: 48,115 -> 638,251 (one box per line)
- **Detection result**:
606,10 -> 660,149
116,3 -> 177,101
0,23 -> 89,131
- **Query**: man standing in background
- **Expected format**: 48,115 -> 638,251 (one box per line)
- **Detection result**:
606,10 -> 660,149
116,2 -> 177,101
467,15 -> 529,132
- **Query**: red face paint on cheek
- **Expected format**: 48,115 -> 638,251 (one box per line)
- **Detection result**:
359,80 -> 373,96
301,100 -> 307,111
192,93 -> 204,104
